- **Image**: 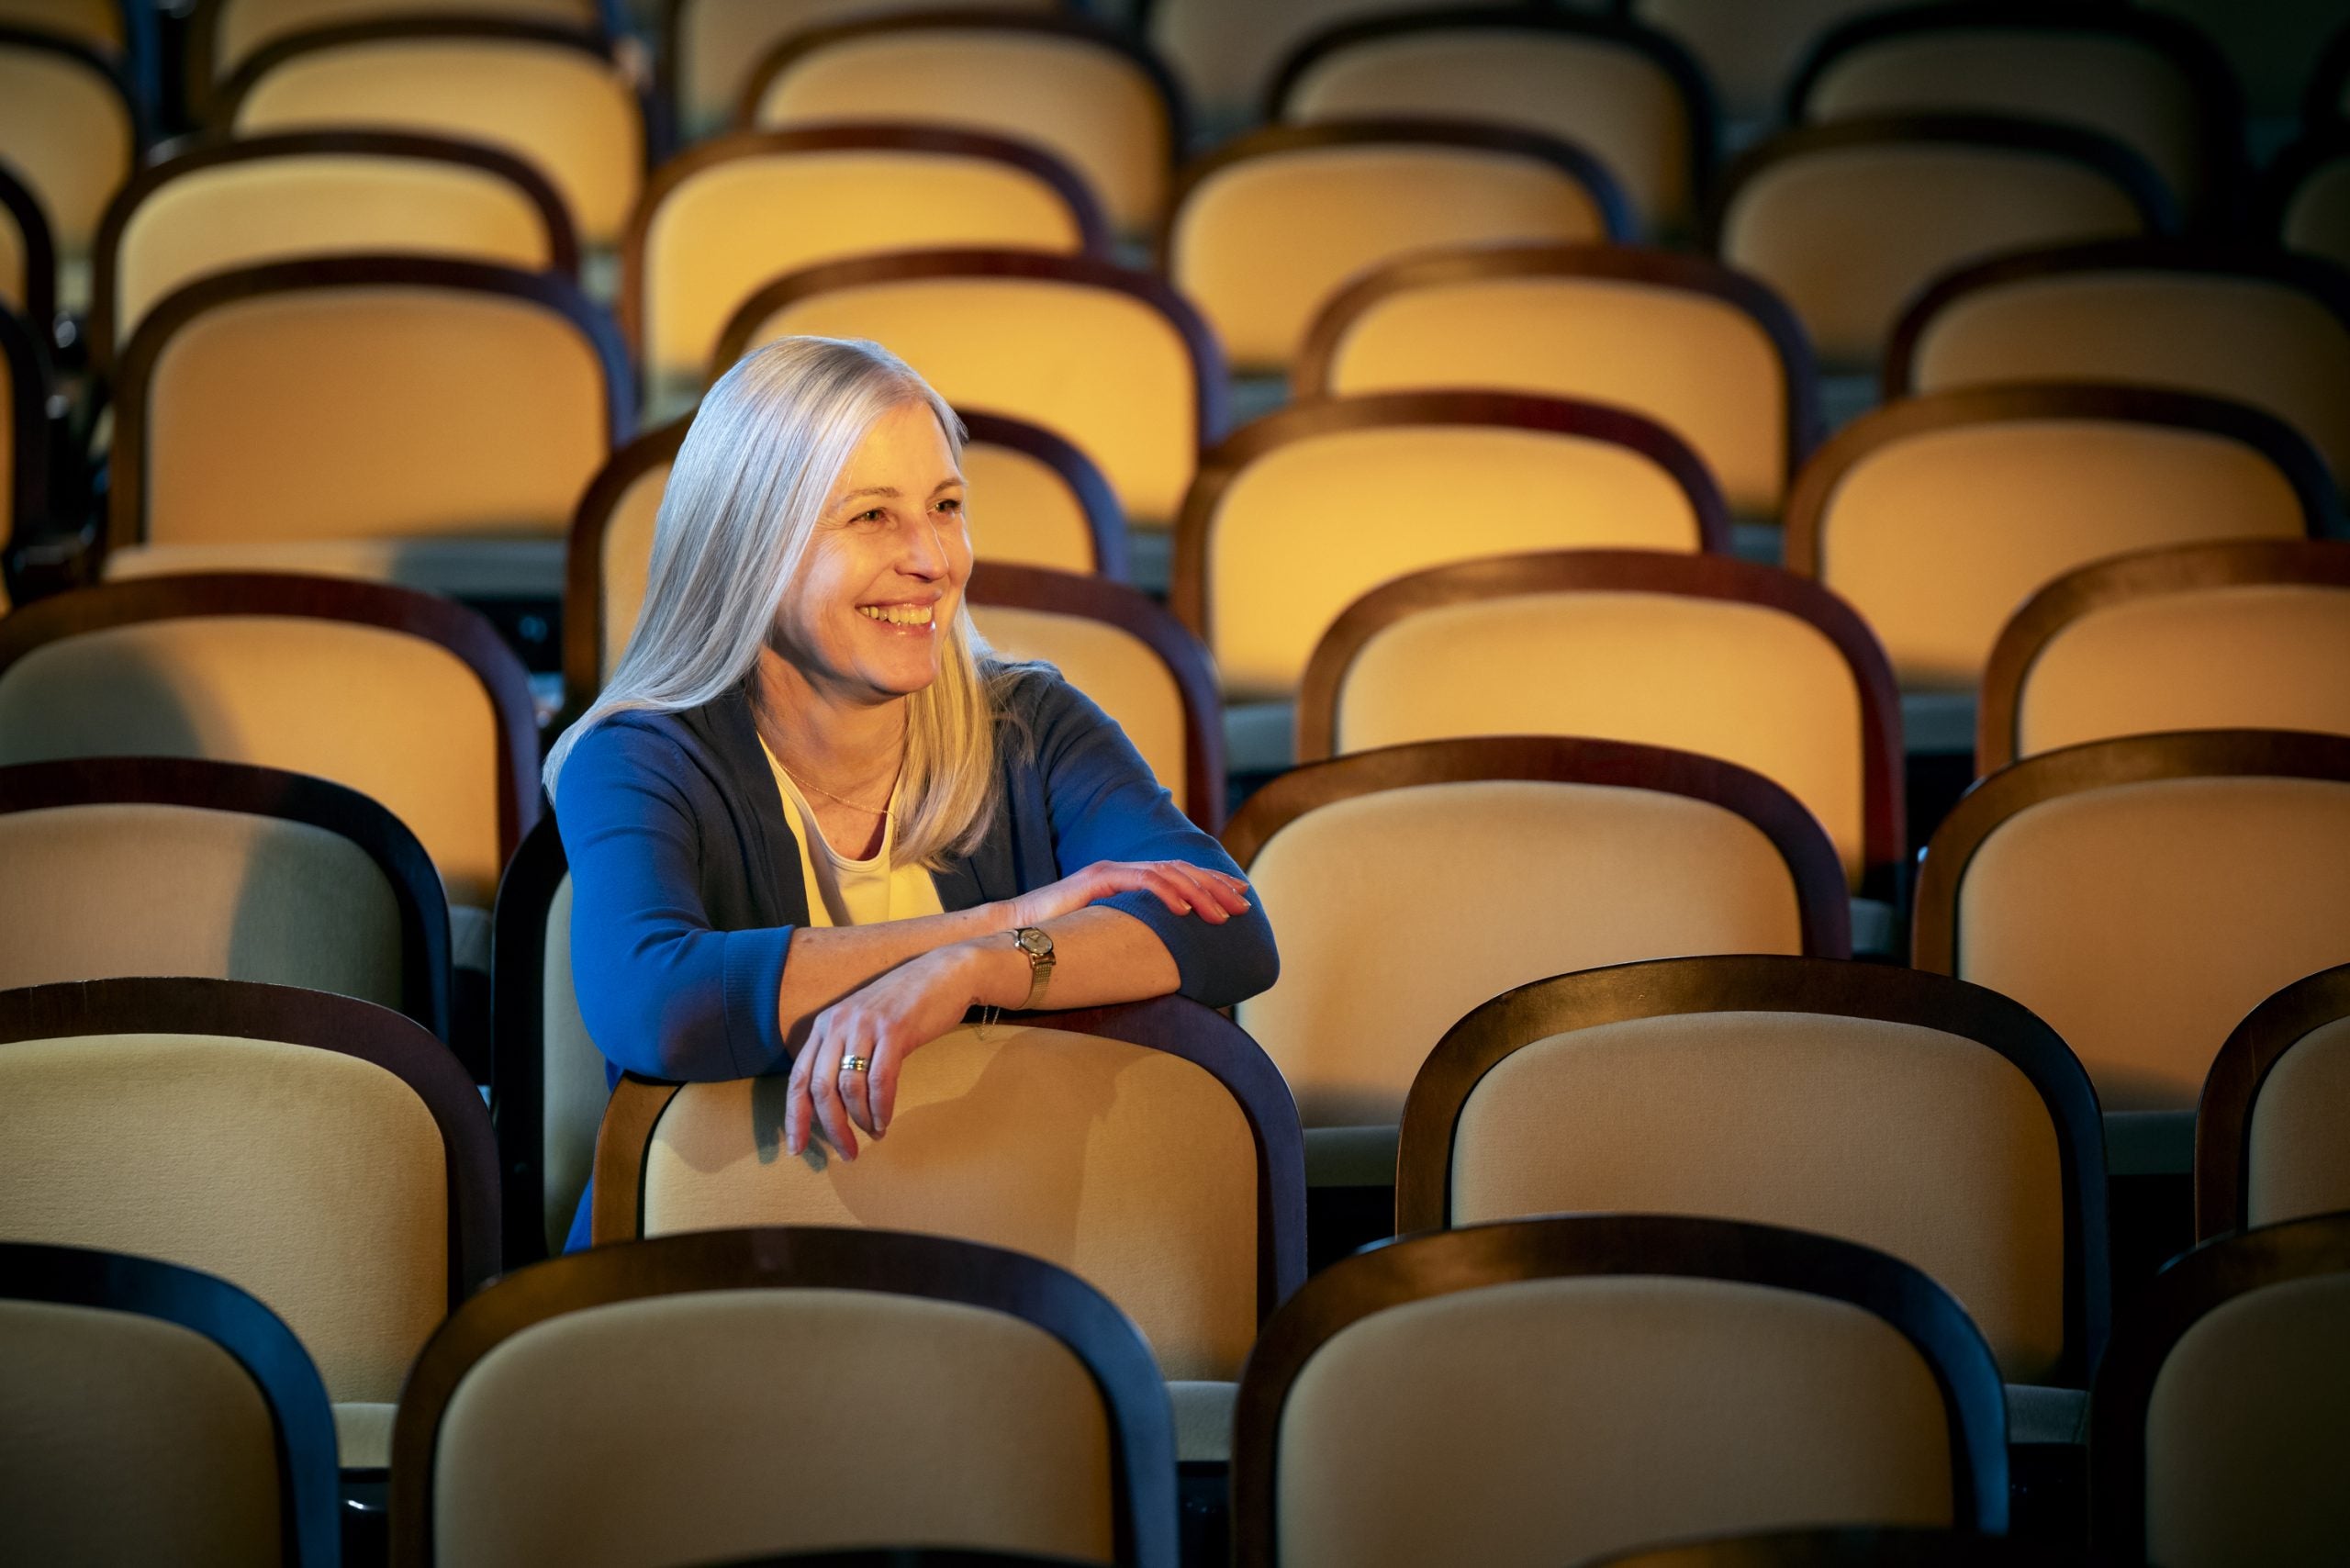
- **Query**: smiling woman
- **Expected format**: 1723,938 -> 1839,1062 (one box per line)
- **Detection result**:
543,338 -> 1278,1249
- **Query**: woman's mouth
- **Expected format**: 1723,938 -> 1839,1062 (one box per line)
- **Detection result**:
856,602 -> 935,628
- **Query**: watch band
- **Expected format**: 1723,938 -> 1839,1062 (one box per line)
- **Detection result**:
1011,926 -> 1056,1011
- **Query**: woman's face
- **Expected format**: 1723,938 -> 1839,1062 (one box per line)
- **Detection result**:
771,399 -> 971,707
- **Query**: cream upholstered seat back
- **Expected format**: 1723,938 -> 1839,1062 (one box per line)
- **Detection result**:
0,29 -> 135,264
1629,0 -> 1882,123
1166,124 -> 1623,373
2242,1015 -> 2350,1230
1710,119 -> 2163,367
0,0 -> 123,49
2277,143 -> 2350,270
198,0 -> 598,91
972,602 -> 1194,821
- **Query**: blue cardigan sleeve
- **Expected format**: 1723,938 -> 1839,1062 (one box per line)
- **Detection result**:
555,718 -> 794,1081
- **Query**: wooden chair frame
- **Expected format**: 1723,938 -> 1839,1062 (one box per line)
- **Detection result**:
0,297 -> 47,574
388,1226 -> 1181,1567
0,975 -> 501,1311
1394,954 -> 2109,1383
0,1239 -> 341,1567
2087,1210 -> 2350,1562
0,162 -> 57,342
2196,960 -> 2350,1240
1171,390 -> 1732,658
1783,382 -> 2339,582
1291,241 -> 1822,492
1222,734 -> 1853,958
106,252 -> 635,563
1978,539 -> 2350,772
590,993 -> 1308,1327
89,129 -> 583,380
0,571 -> 544,871
1586,1526 -> 2070,1566
1883,238 -> 2350,401
969,561 -> 1225,831
961,407 -> 1130,581
1229,1213 -> 2011,1568
1292,549 -> 1903,894
487,812 -> 573,1267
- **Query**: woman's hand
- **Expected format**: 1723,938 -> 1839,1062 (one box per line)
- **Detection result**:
1000,860 -> 1252,930
783,941 -> 1012,1159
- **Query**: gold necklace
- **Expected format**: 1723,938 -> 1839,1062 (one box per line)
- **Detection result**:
773,755 -> 895,818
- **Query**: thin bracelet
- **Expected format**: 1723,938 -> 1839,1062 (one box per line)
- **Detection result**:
974,1002 -> 1002,1039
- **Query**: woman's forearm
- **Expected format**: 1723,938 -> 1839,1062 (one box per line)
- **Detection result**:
777,902 -> 1020,1041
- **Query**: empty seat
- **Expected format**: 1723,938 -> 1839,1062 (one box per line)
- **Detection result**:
1270,8 -> 1714,240
1148,0 -> 1491,139
0,976 -> 499,1469
1165,120 -> 1629,375
1629,0 -> 1886,125
186,0 -> 604,113
2263,127 -> 2350,272
625,128 -> 1107,415
2197,962 -> 2350,1239
1225,736 -> 1849,1182
1296,550 -> 1902,896
0,26 -> 137,311
1979,540 -> 2350,772
1174,393 -> 1729,712
1886,240 -> 2350,484
717,250 -> 1227,531
389,1227 -> 1178,1567
1232,1213 -> 2009,1568
106,255 -> 629,595
970,563 -> 1225,830
90,129 -> 578,375
1709,116 -> 2173,368
0,162 -> 53,329
0,1240 -> 340,1566
1785,385 -> 2328,693
1295,243 -> 1819,522
744,11 -> 1181,241
2088,1212 -> 2350,1567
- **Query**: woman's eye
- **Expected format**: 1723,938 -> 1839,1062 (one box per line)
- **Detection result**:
855,508 -> 888,524
936,497 -> 963,515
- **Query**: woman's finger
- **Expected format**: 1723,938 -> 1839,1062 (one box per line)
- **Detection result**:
1158,862 -> 1239,922
783,1028 -> 817,1157
808,1032 -> 859,1160
837,1025 -> 878,1136
867,1033 -> 902,1137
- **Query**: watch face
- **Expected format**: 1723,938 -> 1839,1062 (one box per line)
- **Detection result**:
1016,927 -> 1053,959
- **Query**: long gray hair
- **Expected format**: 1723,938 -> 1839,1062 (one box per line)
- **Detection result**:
543,337 -> 1001,866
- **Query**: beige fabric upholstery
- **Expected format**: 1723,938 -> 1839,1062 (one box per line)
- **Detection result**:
0,1032 -> 448,1405
0,39 -> 133,251
2144,1271 -> 2350,1567
1451,1012 -> 2065,1380
232,38 -> 642,245
1807,31 -> 2210,209
540,873 -> 608,1254
1206,425 -> 1707,700
2020,584 -> 2350,759
1633,0 -> 1884,122
1955,776 -> 2350,1112
1150,0 -> 1486,129
1276,1274 -> 1953,1568
1816,420 -> 2304,689
642,1023 -> 1258,1380
643,149 -> 1090,392
743,279 -> 1199,526
0,618 -> 506,903
960,436 -> 1104,574
1719,142 -> 2146,365
333,1401 -> 395,1470
0,0 -> 121,47
1238,780 -> 1806,1128
0,801 -> 409,1005
2281,158 -> 2350,272
114,154 -> 559,352
1170,144 -> 1611,371
1169,1379 -> 1236,1467
1324,274 -> 1791,515
755,28 -> 1170,237
597,456 -> 667,682
2245,1016 -> 2350,1229
1336,591 -> 1867,884
1284,30 -> 1694,237
972,604 -> 1188,813
134,286 -> 608,560
431,1288 -> 1114,1568
1908,271 -> 2350,483
0,1298 -> 285,1566
210,0 -> 594,84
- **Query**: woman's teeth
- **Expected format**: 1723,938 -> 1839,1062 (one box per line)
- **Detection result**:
857,603 -> 934,626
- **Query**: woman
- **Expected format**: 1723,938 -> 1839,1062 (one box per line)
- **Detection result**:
546,336 -> 1279,1246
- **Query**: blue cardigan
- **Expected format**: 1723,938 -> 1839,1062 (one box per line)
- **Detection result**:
555,665 -> 1280,1087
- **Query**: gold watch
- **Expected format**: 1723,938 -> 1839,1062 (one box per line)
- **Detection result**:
1010,926 -> 1056,1011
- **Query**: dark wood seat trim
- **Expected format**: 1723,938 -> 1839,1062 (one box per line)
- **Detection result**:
1584,1525 -> 2076,1566
1230,1213 -> 2010,1567
388,1226 -> 1180,1567
0,976 -> 501,1308
1395,954 -> 2109,1383
1978,539 -> 2350,772
563,414 -> 690,717
1782,382 -> 2339,581
963,407 -> 1130,582
2087,1211 -> 2350,1562
1221,734 -> 1853,958
1913,729 -> 2350,973
488,811 -> 570,1267
107,252 -> 636,561
89,129 -> 584,379
1292,548 -> 1902,893
969,562 -> 1225,831
711,1551 -> 1098,1568
591,993 -> 1308,1325
1291,241 -> 1821,490
0,1239 -> 341,1566
0,298 -> 48,582
2195,960 -> 2350,1240
0,571 -> 543,869
0,163 -> 56,346
1171,390 -> 1732,655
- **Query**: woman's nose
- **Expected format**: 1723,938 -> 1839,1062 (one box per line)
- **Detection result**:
901,514 -> 952,578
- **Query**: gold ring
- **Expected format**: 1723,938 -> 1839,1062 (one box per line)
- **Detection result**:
839,1055 -> 871,1074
